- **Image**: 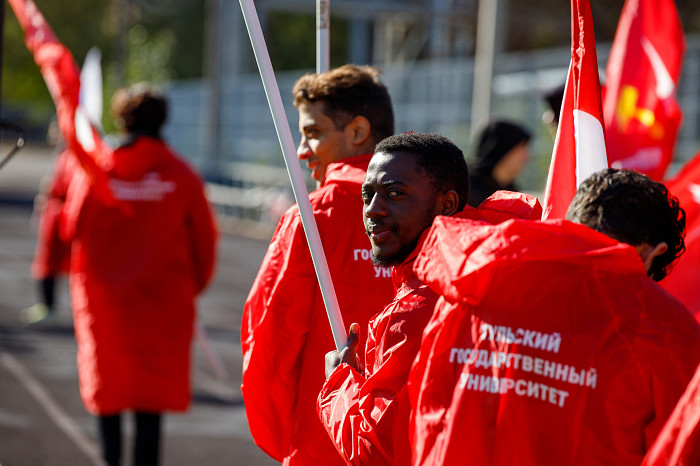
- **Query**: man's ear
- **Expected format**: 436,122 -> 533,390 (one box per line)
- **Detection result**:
636,242 -> 668,275
438,190 -> 460,216
347,116 -> 371,147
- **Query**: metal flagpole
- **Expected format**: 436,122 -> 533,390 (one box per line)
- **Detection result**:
470,0 -> 499,137
238,0 -> 347,350
316,0 -> 330,73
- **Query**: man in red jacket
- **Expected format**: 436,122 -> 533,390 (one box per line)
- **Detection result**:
409,168 -> 700,465
318,132 -> 543,465
241,65 -> 396,465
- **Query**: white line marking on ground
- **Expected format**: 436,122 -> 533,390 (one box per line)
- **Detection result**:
0,352 -> 102,465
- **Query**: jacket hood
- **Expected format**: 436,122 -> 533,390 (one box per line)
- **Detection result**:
415,217 -> 645,305
460,190 -> 542,223
111,136 -> 173,180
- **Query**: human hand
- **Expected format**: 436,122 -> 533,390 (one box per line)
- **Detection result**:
324,323 -> 361,378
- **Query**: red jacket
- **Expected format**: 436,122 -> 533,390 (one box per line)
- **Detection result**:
67,137 -> 217,415
9,0 -> 218,415
642,362 -> 700,466
241,154 -> 395,465
317,192 -> 543,465
409,218 -> 700,465
32,149 -> 78,279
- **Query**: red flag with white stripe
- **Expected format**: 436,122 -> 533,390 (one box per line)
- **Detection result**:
542,0 -> 608,220
603,0 -> 685,181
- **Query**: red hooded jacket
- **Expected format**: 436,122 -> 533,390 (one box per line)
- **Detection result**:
8,0 -> 218,416
241,154 -> 395,465
67,137 -> 217,415
409,217 -> 700,465
317,192 -> 542,465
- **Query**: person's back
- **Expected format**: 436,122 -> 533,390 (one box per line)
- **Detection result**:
69,133 -> 216,412
241,65 -> 396,464
409,169 -> 700,465
64,84 -> 217,466
410,217 -> 700,465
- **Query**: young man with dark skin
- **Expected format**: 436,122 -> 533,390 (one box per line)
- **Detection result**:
318,132 -> 542,465
241,65 -> 396,465
408,168 -> 700,465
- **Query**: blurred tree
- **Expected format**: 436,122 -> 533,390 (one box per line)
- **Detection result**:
508,0 -> 700,52
2,0 -> 204,135
266,11 -> 349,71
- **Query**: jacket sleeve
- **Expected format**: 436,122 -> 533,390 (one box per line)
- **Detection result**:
240,209 -> 318,461
317,290 -> 437,465
8,0 -> 117,207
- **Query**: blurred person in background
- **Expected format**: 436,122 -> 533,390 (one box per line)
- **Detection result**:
22,147 -> 77,324
241,64 -> 396,465
9,1 -> 218,462
65,84 -> 218,466
468,120 -> 532,207
542,83 -> 565,131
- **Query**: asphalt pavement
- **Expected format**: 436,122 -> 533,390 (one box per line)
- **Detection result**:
0,143 -> 279,465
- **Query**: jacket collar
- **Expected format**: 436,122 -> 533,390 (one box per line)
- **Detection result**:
323,153 -> 373,186
392,228 -> 431,291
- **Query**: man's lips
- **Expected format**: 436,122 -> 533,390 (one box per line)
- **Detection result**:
367,225 -> 393,243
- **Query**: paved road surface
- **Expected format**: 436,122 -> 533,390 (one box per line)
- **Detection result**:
0,144 -> 279,465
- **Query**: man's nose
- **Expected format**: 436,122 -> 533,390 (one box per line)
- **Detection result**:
297,139 -> 312,160
364,194 -> 387,218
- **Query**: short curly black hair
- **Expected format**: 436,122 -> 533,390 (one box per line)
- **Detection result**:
374,132 -> 470,211
566,168 -> 686,281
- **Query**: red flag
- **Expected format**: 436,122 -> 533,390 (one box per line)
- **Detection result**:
7,0 -> 117,206
603,0 -> 685,181
662,152 -> 700,319
542,0 -> 608,220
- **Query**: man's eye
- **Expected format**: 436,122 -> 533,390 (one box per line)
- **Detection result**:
388,189 -> 403,198
306,129 -> 318,138
361,191 -> 373,203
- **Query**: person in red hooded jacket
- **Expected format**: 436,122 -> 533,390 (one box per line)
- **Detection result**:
409,168 -> 700,465
241,65 -> 396,465
8,2 -> 218,464
64,84 -> 218,466
318,132 -> 543,465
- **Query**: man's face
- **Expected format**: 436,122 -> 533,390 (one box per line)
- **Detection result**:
297,101 -> 355,185
362,151 -> 440,267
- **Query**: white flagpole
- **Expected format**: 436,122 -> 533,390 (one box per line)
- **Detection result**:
316,0 -> 330,73
238,0 -> 347,350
